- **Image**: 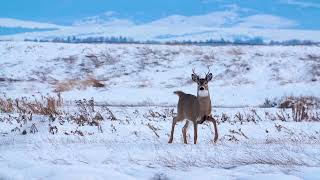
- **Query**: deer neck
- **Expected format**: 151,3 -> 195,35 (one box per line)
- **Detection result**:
197,89 -> 210,98
197,90 -> 211,104
197,90 -> 212,116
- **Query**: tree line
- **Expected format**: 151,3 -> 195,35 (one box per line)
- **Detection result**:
24,36 -> 319,46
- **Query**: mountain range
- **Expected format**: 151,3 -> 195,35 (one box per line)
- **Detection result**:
1,7 -> 320,43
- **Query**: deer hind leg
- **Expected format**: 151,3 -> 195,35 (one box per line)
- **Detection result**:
208,115 -> 219,143
168,116 -> 180,143
193,120 -> 198,144
182,120 -> 189,144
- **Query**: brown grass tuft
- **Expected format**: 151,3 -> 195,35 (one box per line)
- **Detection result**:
53,76 -> 105,92
0,94 -> 63,115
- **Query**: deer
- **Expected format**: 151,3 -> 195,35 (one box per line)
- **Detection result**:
168,68 -> 219,144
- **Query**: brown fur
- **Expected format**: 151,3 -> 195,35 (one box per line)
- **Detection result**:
168,92 -> 200,144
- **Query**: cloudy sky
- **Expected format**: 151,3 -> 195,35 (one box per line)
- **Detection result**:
0,0 -> 320,30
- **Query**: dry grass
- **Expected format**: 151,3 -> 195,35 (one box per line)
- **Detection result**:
135,47 -> 175,70
215,110 -> 260,124
278,96 -> 320,121
0,96 -> 113,135
259,96 -> 320,122
53,76 -> 105,92
0,97 -> 14,113
0,93 -> 63,115
85,50 -> 119,67
147,123 -> 160,138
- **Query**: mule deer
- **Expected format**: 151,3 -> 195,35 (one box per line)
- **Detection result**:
168,68 -> 219,144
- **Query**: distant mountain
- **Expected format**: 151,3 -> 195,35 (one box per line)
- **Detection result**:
0,13 -> 319,43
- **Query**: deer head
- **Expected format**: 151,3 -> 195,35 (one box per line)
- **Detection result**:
191,68 -> 213,97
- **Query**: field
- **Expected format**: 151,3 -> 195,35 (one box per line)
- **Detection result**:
1,42 -> 320,179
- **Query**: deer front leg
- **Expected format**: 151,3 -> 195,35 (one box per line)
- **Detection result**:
193,121 -> 198,144
168,116 -> 178,143
208,115 -> 218,143
182,120 -> 189,144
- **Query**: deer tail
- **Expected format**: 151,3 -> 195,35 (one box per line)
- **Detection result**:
173,91 -> 185,97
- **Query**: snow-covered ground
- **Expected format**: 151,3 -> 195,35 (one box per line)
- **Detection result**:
1,42 -> 320,179
1,41 -> 320,106
1,105 -> 320,179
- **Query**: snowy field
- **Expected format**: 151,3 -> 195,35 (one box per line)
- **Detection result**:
1,42 -> 320,179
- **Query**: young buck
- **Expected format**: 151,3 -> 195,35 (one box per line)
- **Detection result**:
168,69 -> 219,144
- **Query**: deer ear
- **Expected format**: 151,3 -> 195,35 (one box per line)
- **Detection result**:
192,74 -> 199,82
206,73 -> 213,81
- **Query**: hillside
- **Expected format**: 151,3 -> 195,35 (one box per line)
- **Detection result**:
1,42 -> 320,106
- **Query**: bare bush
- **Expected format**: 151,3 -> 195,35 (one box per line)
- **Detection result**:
72,99 -> 96,126
260,98 -> 277,108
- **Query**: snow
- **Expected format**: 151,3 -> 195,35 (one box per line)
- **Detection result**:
1,41 -> 320,179
1,106 -> 320,179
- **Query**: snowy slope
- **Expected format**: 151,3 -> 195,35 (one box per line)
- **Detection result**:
1,41 -> 320,106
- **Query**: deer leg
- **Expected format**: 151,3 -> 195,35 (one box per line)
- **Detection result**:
182,120 -> 189,144
208,115 -> 219,143
193,121 -> 198,144
197,115 -> 207,124
168,116 -> 178,143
